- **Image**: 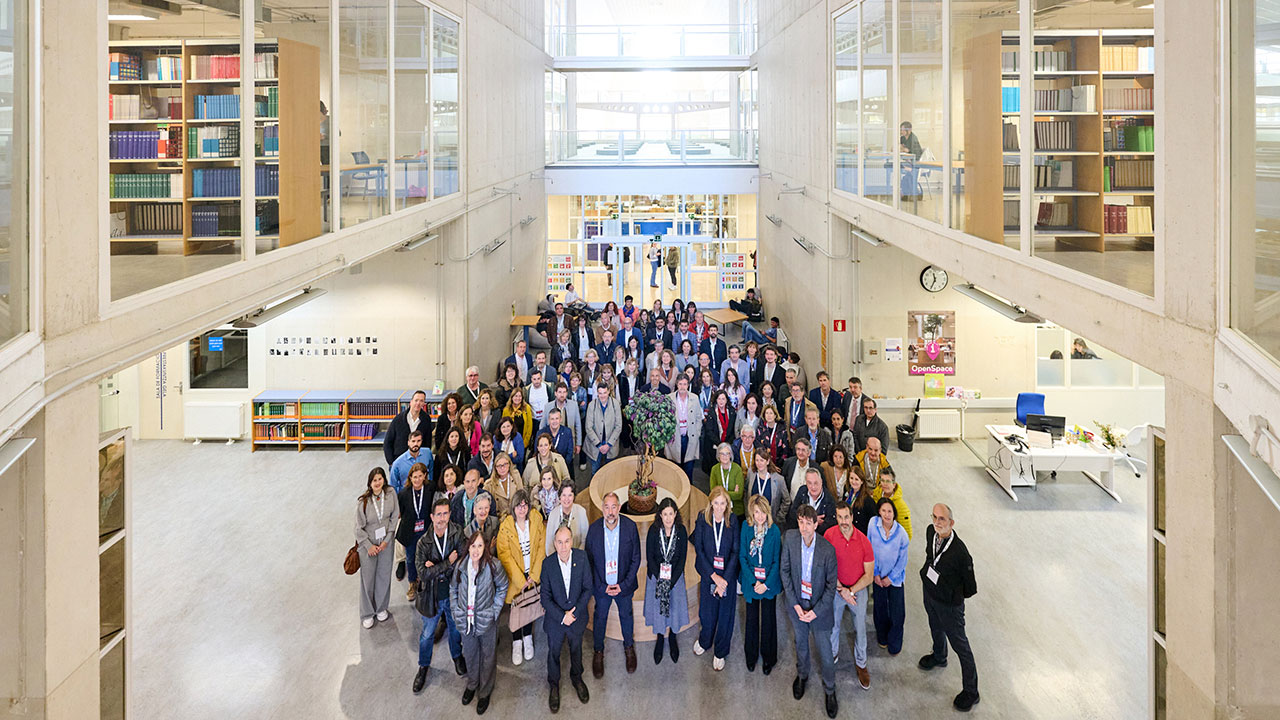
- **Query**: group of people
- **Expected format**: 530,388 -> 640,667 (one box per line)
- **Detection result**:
353,295 -> 981,715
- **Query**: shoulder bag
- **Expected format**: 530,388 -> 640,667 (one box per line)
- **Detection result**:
508,582 -> 544,631
343,544 -> 361,575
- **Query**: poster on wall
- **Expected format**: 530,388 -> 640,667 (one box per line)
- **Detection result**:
546,254 -> 574,293
718,253 -> 747,292
884,337 -> 904,363
907,310 -> 956,376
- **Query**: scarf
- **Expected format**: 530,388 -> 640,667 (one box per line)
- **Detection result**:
656,527 -> 676,615
749,524 -> 766,561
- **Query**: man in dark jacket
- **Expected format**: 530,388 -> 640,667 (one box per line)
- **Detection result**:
808,371 -> 843,429
384,390 -> 432,466
413,498 -> 465,692
852,397 -> 890,454
585,492 -> 642,677
542,526 -> 593,712
918,503 -> 979,712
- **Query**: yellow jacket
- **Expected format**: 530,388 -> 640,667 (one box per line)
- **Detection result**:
503,404 -> 535,448
854,449 -> 891,487
496,508 -> 547,603
871,483 -> 912,539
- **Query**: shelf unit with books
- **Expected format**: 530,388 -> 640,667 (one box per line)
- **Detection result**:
250,390 -> 449,452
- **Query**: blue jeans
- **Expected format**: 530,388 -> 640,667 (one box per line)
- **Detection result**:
404,531 -> 425,583
742,322 -> 768,345
590,451 -> 610,475
678,435 -> 695,479
420,596 -> 463,667
650,260 -> 660,286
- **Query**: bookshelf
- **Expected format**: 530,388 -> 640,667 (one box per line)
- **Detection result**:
969,29 -> 1155,253
107,37 -> 321,256
251,389 -> 447,452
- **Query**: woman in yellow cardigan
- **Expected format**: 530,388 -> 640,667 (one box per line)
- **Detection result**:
502,386 -> 535,449
709,442 -> 746,523
870,468 -> 912,539
496,489 -> 546,667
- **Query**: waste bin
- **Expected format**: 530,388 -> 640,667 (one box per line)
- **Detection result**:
896,424 -> 916,453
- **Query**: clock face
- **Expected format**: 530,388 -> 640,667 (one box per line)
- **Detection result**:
920,266 -> 949,293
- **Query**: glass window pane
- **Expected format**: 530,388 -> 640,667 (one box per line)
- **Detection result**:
1067,339 -> 1133,387
862,0 -> 893,206
339,1 -> 390,227
100,637 -> 126,720
0,0 -> 27,345
899,0 -> 943,223
432,13 -> 460,198
396,1 -> 431,208
98,438 -> 126,539
99,539 -> 126,643
835,7 -> 859,194
189,329 -> 248,389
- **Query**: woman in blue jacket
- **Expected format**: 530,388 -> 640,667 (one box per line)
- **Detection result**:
690,486 -> 739,671
868,496 -> 910,655
739,494 -> 781,674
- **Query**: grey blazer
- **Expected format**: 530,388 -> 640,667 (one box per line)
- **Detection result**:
355,491 -> 400,552
779,528 -> 838,629
746,469 -> 790,528
585,397 -> 622,460
664,392 -> 704,463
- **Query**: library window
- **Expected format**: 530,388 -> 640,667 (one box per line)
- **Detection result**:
1231,0 -> 1280,367
106,1 -> 461,300
189,328 -> 249,390
0,0 -> 28,349
834,0 -> 1156,295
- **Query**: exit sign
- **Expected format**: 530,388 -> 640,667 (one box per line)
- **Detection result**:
833,320 -> 847,332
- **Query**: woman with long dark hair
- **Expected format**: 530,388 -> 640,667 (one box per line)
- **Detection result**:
643,497 -> 689,664
450,530 -> 509,713
356,467 -> 400,628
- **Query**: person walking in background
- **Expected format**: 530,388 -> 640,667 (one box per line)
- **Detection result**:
691,486 -> 739,671
541,526 -> 593,713
413,498 -> 466,693
644,497 -> 689,665
780,504 -> 840,719
356,468 -> 399,629
918,503 -> 980,712
450,530 -> 508,715
740,495 -> 782,674
869,497 -> 910,656
496,490 -> 545,667
825,502 -> 876,691
664,244 -> 680,288
647,241 -> 662,288
585,491 -> 642,677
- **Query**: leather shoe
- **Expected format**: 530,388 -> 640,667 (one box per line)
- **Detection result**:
654,635 -> 665,665
954,690 -> 980,712
396,560 -> 406,581
572,677 -> 590,704
856,664 -> 870,690
792,675 -> 807,700
625,646 -> 637,674
476,695 -> 490,715
762,662 -> 773,676
462,687 -> 475,705
746,660 -> 756,672
548,686 -> 560,714
918,653 -> 947,670
825,691 -> 838,719
668,633 -> 680,662
412,666 -> 428,694
592,650 -> 604,679
454,655 -> 468,676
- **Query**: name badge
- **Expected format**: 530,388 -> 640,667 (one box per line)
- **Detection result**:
606,559 -> 618,576
801,580 -> 812,599
713,555 -> 725,571
660,563 -> 672,580
926,567 -> 940,585
754,566 -> 766,581
414,519 -> 425,533
374,527 -> 386,541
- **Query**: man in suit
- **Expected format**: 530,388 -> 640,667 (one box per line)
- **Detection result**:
782,438 -> 818,500
639,367 -> 670,395
852,397 -> 891,453
918,503 -> 980,713
790,408 -> 833,465
808,371 -> 842,429
456,366 -> 488,407
572,315 -> 596,364
383,390 -> 433,466
781,504 -> 840,719
788,467 -> 836,533
616,316 -> 643,356
752,345 -> 788,395
505,339 -> 535,384
841,376 -> 866,425
785,382 -> 818,431
699,323 -> 728,370
585,492 -> 642,677
594,329 -> 618,367
672,320 -> 697,355
541,526 -> 592,713
720,344 -> 751,393
645,315 -> 673,355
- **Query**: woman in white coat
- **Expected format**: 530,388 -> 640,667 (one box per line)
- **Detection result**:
664,374 -> 704,480
585,383 -> 622,474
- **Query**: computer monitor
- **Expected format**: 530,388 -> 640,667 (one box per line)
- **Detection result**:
1025,414 -> 1066,439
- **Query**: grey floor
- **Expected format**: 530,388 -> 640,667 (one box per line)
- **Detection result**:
130,437 -> 1148,720
1031,239 -> 1155,297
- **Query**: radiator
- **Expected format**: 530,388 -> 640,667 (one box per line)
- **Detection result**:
916,409 -> 962,440
184,402 -> 246,440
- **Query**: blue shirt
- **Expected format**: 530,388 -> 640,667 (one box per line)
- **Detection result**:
869,519 -> 910,586
603,521 -> 620,585
800,534 -> 815,593
390,447 -> 433,493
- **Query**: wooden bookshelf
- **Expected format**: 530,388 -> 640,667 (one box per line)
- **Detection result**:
969,29 -> 1155,253
251,389 -> 447,452
107,38 -> 321,257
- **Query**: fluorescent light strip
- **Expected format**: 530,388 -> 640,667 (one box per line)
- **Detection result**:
954,283 -> 1044,324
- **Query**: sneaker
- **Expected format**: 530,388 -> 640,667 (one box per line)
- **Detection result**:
362,617 -> 375,629
713,656 -> 725,671
513,641 -> 523,666
692,640 -> 706,656
523,635 -> 534,660
376,610 -> 389,622
407,584 -> 417,601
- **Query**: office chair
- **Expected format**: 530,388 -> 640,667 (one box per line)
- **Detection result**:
1118,424 -> 1149,477
1015,392 -> 1045,427
348,151 -> 380,197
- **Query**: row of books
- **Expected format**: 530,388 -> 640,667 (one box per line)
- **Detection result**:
1101,45 -> 1155,72
1033,120 -> 1075,151
1031,50 -> 1072,72
1035,85 -> 1095,113
1003,200 -> 1020,231
113,204 -> 183,236
300,402 -> 344,416
189,52 -> 281,80
192,168 -> 240,198
108,94 -> 183,120
1102,88 -> 1153,111
189,126 -> 240,159
109,129 -> 183,159
1103,118 -> 1154,152
110,53 -> 184,82
1003,160 -> 1075,190
256,164 -> 280,196
258,88 -> 280,118
349,401 -> 405,417
1002,121 -> 1021,152
1035,201 -> 1072,229
255,402 -> 297,417
301,423 -> 344,439
254,423 -> 298,441
110,173 -> 183,199
108,53 -> 142,81
191,204 -> 241,238
1104,158 -> 1154,190
194,94 -> 241,120
1001,51 -> 1019,73
349,423 -> 379,441
256,125 -> 280,157
1104,203 -> 1154,235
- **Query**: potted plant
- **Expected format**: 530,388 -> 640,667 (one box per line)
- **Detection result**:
623,390 -> 677,513
1094,421 -> 1126,452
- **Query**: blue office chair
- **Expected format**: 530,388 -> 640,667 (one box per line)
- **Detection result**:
1015,392 -> 1046,427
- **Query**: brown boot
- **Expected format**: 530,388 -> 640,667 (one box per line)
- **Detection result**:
592,650 -> 604,679
856,664 -> 870,690
407,584 -> 417,601
625,645 -> 637,673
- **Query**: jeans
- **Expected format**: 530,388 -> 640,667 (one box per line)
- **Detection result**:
678,435 -> 695,480
403,530 -> 425,583
923,592 -> 979,694
593,590 -> 636,650
650,260 -> 660,286
872,583 -> 906,654
742,322 -> 768,345
832,587 -> 869,667
743,596 -> 777,669
419,596 -> 463,667
590,452 -> 610,475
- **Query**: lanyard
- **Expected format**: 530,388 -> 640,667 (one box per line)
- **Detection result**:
434,530 -> 448,559
808,491 -> 824,509
755,474 -> 769,498
413,488 -> 424,518
373,493 -> 385,521
659,527 -> 676,561
931,533 -> 954,569
712,519 -> 725,551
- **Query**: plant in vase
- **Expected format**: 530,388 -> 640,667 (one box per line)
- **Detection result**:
1094,421 -> 1126,451
623,390 -> 677,513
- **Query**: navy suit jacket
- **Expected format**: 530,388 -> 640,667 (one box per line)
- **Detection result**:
808,388 -> 843,427
505,352 -> 535,381
616,328 -> 644,355
585,516 -> 642,597
690,511 -> 740,586
645,327 -> 674,354
540,548 -> 593,628
699,337 -> 728,370
593,342 -> 618,365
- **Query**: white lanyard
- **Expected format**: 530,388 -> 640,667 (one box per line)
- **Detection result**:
373,493 -> 385,521
712,519 -> 725,551
659,527 -> 676,561
413,488 -> 424,518
931,534 -> 954,569
433,530 -> 448,558
808,491 -> 824,509
755,474 -> 769,498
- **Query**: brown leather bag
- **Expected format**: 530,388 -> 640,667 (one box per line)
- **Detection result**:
344,544 -> 361,575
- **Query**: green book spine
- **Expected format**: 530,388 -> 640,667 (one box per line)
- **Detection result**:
1103,166 -> 1111,192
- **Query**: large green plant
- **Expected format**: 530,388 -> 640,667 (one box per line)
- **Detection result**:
623,390 -> 677,495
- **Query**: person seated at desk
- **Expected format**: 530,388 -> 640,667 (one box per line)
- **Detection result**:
900,121 -> 924,161
1071,337 -> 1099,359
563,282 -> 590,311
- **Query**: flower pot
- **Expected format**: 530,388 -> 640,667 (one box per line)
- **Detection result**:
628,489 -> 656,513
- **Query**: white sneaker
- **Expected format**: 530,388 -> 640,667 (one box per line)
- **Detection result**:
362,617 -> 375,629
713,656 -> 725,671
512,641 -> 523,666
693,640 -> 706,656
523,635 -> 534,660
376,610 -> 389,622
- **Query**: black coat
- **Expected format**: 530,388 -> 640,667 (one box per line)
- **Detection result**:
852,414 -> 891,454
700,405 -> 737,472
384,409 -> 433,466
395,485 -> 433,546
752,363 -> 788,395
920,526 -> 977,606
645,522 -> 689,581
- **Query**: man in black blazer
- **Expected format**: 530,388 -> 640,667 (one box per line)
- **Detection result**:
752,344 -> 788,395
383,390 -> 432,466
585,492 -> 642,676
780,504 -> 840,719
542,526 -> 593,713
594,329 -> 618,367
918,503 -> 980,712
644,315 -> 673,355
505,339 -> 535,383
841,376 -> 866,424
698,324 -> 728,370
852,397 -> 891,453
807,371 -> 843,429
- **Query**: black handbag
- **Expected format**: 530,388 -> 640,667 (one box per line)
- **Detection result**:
414,573 -> 440,616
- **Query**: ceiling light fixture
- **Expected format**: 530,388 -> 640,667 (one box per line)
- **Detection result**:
954,283 -> 1044,324
232,288 -> 327,328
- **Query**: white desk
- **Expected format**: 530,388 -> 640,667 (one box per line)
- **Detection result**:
984,424 -> 1122,502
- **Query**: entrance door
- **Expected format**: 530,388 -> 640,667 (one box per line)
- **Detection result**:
611,238 -> 689,311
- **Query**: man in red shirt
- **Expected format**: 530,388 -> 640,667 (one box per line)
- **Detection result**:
823,502 -> 876,690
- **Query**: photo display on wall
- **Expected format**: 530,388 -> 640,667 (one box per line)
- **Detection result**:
268,334 -> 380,358
907,310 -> 956,376
546,254 -> 573,292
719,253 -> 747,292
